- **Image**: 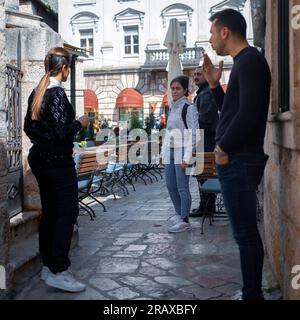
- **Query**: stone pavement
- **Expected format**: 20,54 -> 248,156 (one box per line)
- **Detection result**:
13,173 -> 281,300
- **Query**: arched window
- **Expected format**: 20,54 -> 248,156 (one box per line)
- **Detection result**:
161,3 -> 194,28
161,3 -> 194,45
70,12 -> 99,56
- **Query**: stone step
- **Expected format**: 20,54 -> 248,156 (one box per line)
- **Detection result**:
9,233 -> 41,293
9,224 -> 79,295
10,211 -> 41,245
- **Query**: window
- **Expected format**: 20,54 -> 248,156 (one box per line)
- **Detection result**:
80,29 -> 94,56
179,22 -> 187,44
124,26 -> 139,55
278,0 -> 290,112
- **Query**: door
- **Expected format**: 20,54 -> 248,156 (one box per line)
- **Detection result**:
5,64 -> 23,217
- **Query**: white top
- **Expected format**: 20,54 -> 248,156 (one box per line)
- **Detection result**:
48,77 -> 63,89
161,96 -> 199,163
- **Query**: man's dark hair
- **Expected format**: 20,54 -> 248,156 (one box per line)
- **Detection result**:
209,9 -> 247,39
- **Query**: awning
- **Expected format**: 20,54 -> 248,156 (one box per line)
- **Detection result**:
84,89 -> 98,110
116,88 -> 144,108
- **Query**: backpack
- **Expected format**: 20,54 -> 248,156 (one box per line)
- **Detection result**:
181,103 -> 190,129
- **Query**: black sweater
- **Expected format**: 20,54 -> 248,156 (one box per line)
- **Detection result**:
212,46 -> 271,153
24,87 -> 82,168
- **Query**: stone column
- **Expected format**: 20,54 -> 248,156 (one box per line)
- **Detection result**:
0,0 -> 11,298
5,0 -> 18,11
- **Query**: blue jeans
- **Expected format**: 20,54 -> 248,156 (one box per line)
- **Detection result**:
165,148 -> 191,222
216,150 -> 269,300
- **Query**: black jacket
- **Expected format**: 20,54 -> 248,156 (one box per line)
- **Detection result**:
24,87 -> 82,168
194,83 -> 219,151
194,83 -> 219,134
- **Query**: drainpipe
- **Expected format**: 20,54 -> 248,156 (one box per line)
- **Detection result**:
70,54 -> 78,114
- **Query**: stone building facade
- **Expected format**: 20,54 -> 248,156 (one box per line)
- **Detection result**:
264,0 -> 300,299
58,0 -> 254,126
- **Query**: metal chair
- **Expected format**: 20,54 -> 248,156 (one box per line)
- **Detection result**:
194,152 -> 227,234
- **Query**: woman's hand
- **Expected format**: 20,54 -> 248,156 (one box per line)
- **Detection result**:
202,54 -> 224,89
181,161 -> 189,170
78,115 -> 90,128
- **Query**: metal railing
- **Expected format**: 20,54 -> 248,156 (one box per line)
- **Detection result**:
144,46 -> 205,68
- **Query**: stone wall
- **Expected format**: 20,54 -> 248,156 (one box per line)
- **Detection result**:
264,0 -> 300,299
5,26 -> 63,211
5,0 -> 18,11
0,142 -> 10,298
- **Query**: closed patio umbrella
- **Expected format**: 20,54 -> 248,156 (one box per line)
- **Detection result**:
163,18 -> 185,101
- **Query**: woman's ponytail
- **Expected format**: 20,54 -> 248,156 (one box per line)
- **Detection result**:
31,72 -> 50,121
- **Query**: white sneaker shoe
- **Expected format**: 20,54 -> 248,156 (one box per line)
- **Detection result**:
168,221 -> 191,233
45,269 -> 86,293
41,266 -> 51,281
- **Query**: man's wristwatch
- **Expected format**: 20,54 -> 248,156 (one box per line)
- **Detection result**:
214,146 -> 227,156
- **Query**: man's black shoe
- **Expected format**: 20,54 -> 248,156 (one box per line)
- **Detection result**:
190,207 -> 204,217
190,204 -> 216,218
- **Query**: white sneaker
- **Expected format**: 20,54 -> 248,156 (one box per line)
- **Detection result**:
45,269 -> 86,293
41,266 -> 51,281
168,221 -> 191,233
231,290 -> 243,300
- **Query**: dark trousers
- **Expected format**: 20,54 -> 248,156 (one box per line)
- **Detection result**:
216,150 -> 268,300
30,166 -> 79,274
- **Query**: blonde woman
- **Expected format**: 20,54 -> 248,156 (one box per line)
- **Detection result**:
24,47 -> 89,292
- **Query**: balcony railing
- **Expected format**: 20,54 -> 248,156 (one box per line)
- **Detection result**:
144,46 -> 205,69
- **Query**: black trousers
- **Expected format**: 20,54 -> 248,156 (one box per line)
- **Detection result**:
30,165 -> 79,274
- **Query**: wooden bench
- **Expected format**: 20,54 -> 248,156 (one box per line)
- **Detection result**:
76,150 -> 108,220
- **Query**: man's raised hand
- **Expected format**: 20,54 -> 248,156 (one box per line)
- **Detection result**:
202,54 -> 224,89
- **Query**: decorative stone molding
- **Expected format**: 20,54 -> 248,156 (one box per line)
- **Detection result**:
161,3 -> 194,28
118,0 -> 141,3
70,11 -> 99,35
209,0 -> 247,15
73,0 -> 96,7
114,8 -> 145,31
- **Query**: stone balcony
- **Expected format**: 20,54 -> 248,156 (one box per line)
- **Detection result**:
143,46 -> 205,70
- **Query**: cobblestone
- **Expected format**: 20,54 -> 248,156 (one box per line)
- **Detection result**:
13,176 -> 280,300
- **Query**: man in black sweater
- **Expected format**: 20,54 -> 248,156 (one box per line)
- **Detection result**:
203,9 -> 271,300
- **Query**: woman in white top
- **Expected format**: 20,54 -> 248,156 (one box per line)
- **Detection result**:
161,76 -> 199,233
